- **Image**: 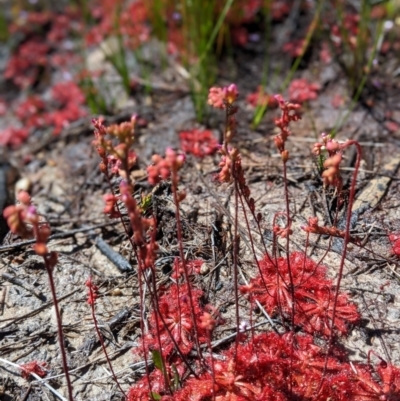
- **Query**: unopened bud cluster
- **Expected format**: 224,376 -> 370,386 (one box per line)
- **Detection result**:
3,191 -> 56,262
92,116 -> 137,179
301,216 -> 359,243
273,95 -> 301,164
207,84 -> 241,184
147,147 -> 185,187
312,133 -> 346,191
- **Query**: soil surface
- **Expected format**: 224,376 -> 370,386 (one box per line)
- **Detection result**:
1,12 -> 400,401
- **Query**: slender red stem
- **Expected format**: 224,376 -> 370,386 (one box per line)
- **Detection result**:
43,259 -> 75,401
328,141 -> 361,343
232,173 -> 241,353
237,184 -> 273,298
171,177 -> 203,364
87,280 -> 127,398
103,174 -> 154,396
281,162 -> 295,330
318,140 -> 362,395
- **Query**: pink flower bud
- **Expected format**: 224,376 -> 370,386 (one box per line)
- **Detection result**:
281,150 -> 289,163
18,191 -> 31,205
224,84 -> 238,105
326,140 -> 340,152
274,135 -> 284,151
34,242 -> 48,256
323,153 -> 342,168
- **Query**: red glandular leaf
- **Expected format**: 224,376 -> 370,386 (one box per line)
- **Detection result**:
297,288 -> 360,336
347,363 -> 400,400
241,252 -> 329,314
152,329 -> 400,401
143,284 -> 208,357
128,358 -> 186,400
172,332 -> 354,400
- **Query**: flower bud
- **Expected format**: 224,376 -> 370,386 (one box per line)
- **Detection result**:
34,242 -> 48,256
274,135 -> 284,151
281,150 -> 289,163
18,191 -> 31,205
229,147 -> 239,160
326,140 -> 340,152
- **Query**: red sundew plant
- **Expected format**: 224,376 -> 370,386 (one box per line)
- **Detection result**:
1,80 -> 87,146
45,81 -> 87,135
288,78 -> 321,104
1,6 -> 87,147
4,38 -> 50,89
1,0 -> 271,149
283,39 -> 307,58
0,127 -> 30,147
179,129 -> 219,158
4,8 -> 81,89
240,252 -> 360,336
87,84 -> 400,401
2,4 -> 399,399
389,233 -> 400,257
19,361 -> 47,380
84,0 -> 150,49
143,283 -> 209,357
246,87 -> 278,108
167,331 -> 400,400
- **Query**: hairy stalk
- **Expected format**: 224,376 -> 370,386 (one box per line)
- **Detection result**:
319,140 -> 362,392
149,271 -> 173,395
43,257 -> 74,401
142,265 -> 199,378
131,240 -> 172,393
87,279 -> 127,398
137,257 -> 153,394
232,175 -> 241,353
171,177 -> 204,364
270,211 -> 294,331
101,164 -> 154,394
236,187 -> 273,297
281,164 -> 295,329
328,141 -> 361,338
